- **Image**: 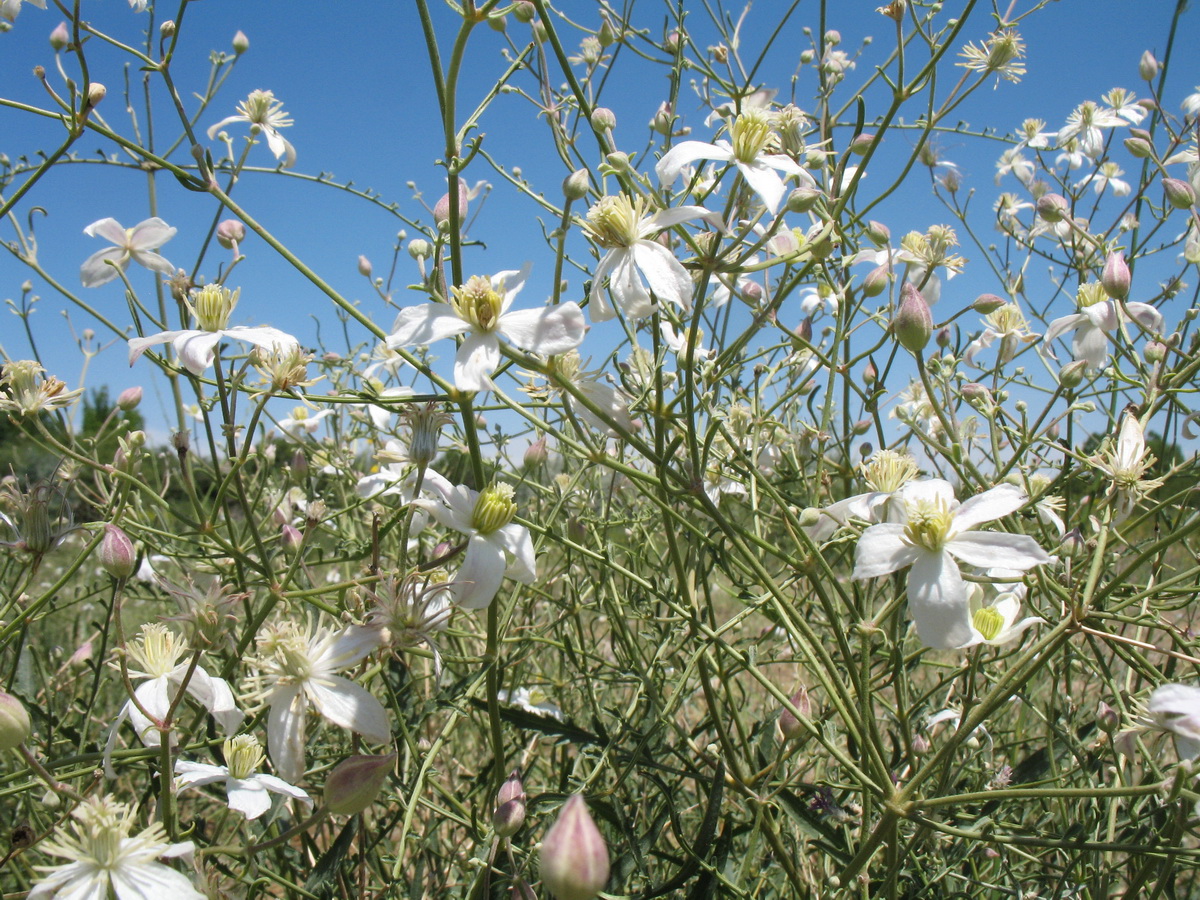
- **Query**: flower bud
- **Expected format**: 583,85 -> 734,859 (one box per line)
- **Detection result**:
786,186 -> 822,213
1144,340 -> 1167,363
824,29 -> 841,45
524,437 -> 549,469
936,326 -> 951,349
1101,252 -> 1130,300
893,283 -> 932,354
911,734 -> 931,757
215,219 -> 245,250
1139,50 -> 1158,81
324,753 -> 396,816
281,524 -> 303,554
99,524 -> 137,580
598,16 -> 618,47
434,182 -> 470,229
972,293 -> 1006,314
512,1 -> 535,23
408,238 -> 432,260
49,22 -> 69,50
865,220 -> 891,246
961,383 -> 991,407
862,360 -> 877,385
590,107 -> 616,131
1058,360 -> 1088,389
563,168 -> 590,201
493,770 -> 527,838
849,133 -> 874,155
86,83 -> 107,109
1163,177 -> 1196,210
861,264 -> 889,297
0,690 -> 31,751
800,49 -> 815,64
159,20 -> 175,38
116,386 -> 142,411
1123,136 -> 1154,159
232,30 -> 249,54
539,795 -> 610,900
357,255 -> 373,277
778,687 -> 811,741
604,151 -> 631,173
1036,193 -> 1069,223
1096,701 -> 1120,733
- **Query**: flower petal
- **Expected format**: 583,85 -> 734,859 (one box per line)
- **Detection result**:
126,217 -> 177,251
953,483 -> 1027,532
947,532 -> 1051,571
655,141 -> 735,186
83,217 -> 127,243
386,303 -> 470,348
608,248 -> 656,319
907,552 -> 974,649
454,332 -> 501,391
170,331 -> 224,375
267,685 -> 307,783
736,160 -> 789,214
225,778 -> 273,819
80,246 -> 129,288
307,675 -> 391,743
498,303 -> 586,355
633,240 -> 693,309
852,523 -> 921,579
452,534 -> 509,609
496,523 -> 537,582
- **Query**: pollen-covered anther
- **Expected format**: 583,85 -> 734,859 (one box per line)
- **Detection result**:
472,483 -> 518,534
903,497 -> 955,551
450,276 -> 505,332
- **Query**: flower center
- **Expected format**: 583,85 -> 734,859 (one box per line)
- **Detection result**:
260,622 -> 315,682
989,303 -> 1025,334
862,449 -> 919,493
972,606 -> 1005,642
903,497 -> 955,552
583,194 -> 644,249
1076,282 -> 1106,310
730,108 -> 774,162
472,483 -> 517,534
127,623 -> 186,678
450,276 -> 504,332
188,283 -> 239,332
224,734 -> 265,780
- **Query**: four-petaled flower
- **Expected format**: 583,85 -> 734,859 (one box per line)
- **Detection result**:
208,89 -> 297,167
385,264 -> 585,392
852,479 -> 1051,648
1090,412 -> 1165,519
1043,282 -> 1162,370
175,733 -> 312,820
80,217 -> 177,288
964,302 -> 1040,367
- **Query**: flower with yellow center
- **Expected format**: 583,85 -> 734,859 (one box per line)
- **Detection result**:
965,302 -> 1041,367
1091,412 -> 1165,519
1044,282 -> 1162,370
79,216 -> 176,288
31,795 -> 204,900
174,733 -> 312,820
656,107 -> 815,214
853,479 -> 1050,648
413,470 -> 537,609
957,28 -> 1026,84
385,262 -> 585,391
0,360 -> 84,417
207,88 -> 297,167
804,449 -> 922,543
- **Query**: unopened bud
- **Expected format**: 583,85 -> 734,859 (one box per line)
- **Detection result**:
911,734 -> 931,757
99,524 -> 137,580
961,383 -> 991,406
973,293 -> 1006,314
598,16 -> 618,47
49,22 -> 69,50
281,524 -> 303,554
86,83 -> 107,109
493,770 -> 527,838
357,255 -> 373,277
216,219 -> 245,249
863,360 -> 877,384
511,1 -> 535,23
800,48 -> 815,64
850,133 -> 874,155
936,326 -> 951,349
232,30 -> 249,54
116,386 -> 142,411
604,151 -> 631,173
563,168 -> 590,201
324,753 -> 396,816
1060,528 -> 1085,557
1036,193 -> 1069,223
159,20 -> 175,38
1096,701 -> 1120,733
590,107 -> 616,131
1139,50 -> 1158,81
0,690 -> 31,751
1058,360 -> 1088,389
434,182 -> 470,229
1124,136 -> 1154,159
861,264 -> 889,297
1163,177 -> 1196,210
524,437 -> 549,469
1101,252 -> 1130,300
824,29 -> 841,45
1144,340 -> 1167,363
865,220 -> 890,246
290,449 -> 308,478
408,238 -> 432,260
778,687 -> 811,741
539,795 -> 610,900
894,283 -> 932,354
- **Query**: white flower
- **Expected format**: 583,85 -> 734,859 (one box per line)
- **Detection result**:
1016,118 -> 1054,150
275,406 -> 334,441
1148,684 -> 1200,759
104,624 -> 243,778
499,686 -> 563,721
660,320 -> 715,364
995,148 -> 1035,185
1056,100 -> 1125,159
208,89 -> 297,167
0,0 -> 44,23
175,734 -> 311,820
957,28 -> 1025,85
806,449 -> 921,543
1102,87 -> 1146,125
797,284 -> 839,318
959,581 -> 1043,648
852,480 -> 1051,649
1074,161 -> 1130,197
247,618 -> 390,783
582,193 -> 721,321
413,470 -> 536,610
80,217 -> 176,288
964,302 -> 1040,367
548,351 -> 636,437
1043,283 -> 1162,370
30,795 -> 204,900
385,264 -> 585,392
129,283 -> 299,376
656,107 -> 815,215
367,572 -> 452,674
1090,413 -> 1165,518
1182,87 -> 1200,120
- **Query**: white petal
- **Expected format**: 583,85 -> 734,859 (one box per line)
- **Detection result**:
907,552 -> 974,649
321,624 -> 385,671
953,484 -> 1027,532
452,534 -> 509,609
207,114 -> 246,139
225,778 -> 273,819
28,862 -> 106,900
946,532 -> 1051,571
454,332 -> 501,391
80,246 -> 129,288
498,304 -> 586,355
128,330 -> 189,367
494,261 -> 532,313
645,204 -> 724,233
267,685 -> 307,784
220,325 -> 300,355
632,240 -> 693,309
1125,301 -> 1163,333
607,248 -> 655,319
128,249 -> 177,276
736,160 -> 789,214
169,331 -> 224,375
173,761 -> 230,792
655,140 -> 735,186
110,860 -> 206,900
1073,323 -> 1109,369
307,676 -> 391,743
126,218 -> 177,251
496,523 -> 537,582
852,524 -> 922,579
386,303 -> 470,348
83,217 -> 127,243
254,773 -> 313,803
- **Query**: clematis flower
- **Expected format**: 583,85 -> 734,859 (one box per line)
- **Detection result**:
385,263 -> 585,392
413,469 -> 536,610
175,734 -> 311,820
0,360 -> 83,417
208,89 -> 297,167
129,283 -> 299,376
852,479 -> 1051,649
1090,413 -> 1165,519
1043,282 -> 1162,370
964,302 -> 1040,367
582,193 -> 721,321
79,217 -> 176,288
104,623 -> 243,778
1056,100 -> 1125,159
959,580 -> 1043,648
547,351 -> 637,437
656,107 -> 815,215
0,0 -> 44,23
246,618 -> 390,783
806,448 -> 921,543
1148,684 -> 1200,759
30,795 -> 204,900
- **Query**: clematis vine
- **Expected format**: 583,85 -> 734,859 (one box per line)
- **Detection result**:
385,263 -> 585,392
128,283 -> 300,376
1043,282 -> 1162,370
852,479 -> 1051,648
80,217 -> 176,288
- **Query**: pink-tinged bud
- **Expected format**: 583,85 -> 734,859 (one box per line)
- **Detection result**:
794,318 -> 813,344
911,734 -> 931,757
116,386 -> 142,411
664,29 -> 681,52
325,753 -> 396,816
232,30 -> 249,54
741,280 -> 763,305
290,449 -> 308,477
590,107 -> 616,131
524,437 -> 549,469
861,264 -> 889,298
852,418 -> 871,435
159,20 -> 175,37
281,524 -> 303,554
786,186 -> 822,214
0,690 -> 31,751
493,770 -> 527,838
1036,193 -> 1069,223
216,219 -> 245,249
357,255 -> 373,277
972,293 -> 1006,314
1124,136 -> 1154,159
434,182 -> 470,229
936,326 -> 951,349
778,687 -> 811,741
1144,340 -> 1167,363
539,795 -> 610,900
49,22 -> 69,50
1139,50 -> 1158,81
893,283 -> 932,354
1163,177 -> 1196,210
1059,528 -> 1084,557
862,360 -> 877,385
99,524 -> 137,580
1101,252 -> 1130,300
961,382 -> 991,405
865,220 -> 891,246
563,168 -> 590,201
1096,701 -> 1120,733
850,133 -> 874,155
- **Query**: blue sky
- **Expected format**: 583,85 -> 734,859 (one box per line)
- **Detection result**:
1,0 -> 1198,437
